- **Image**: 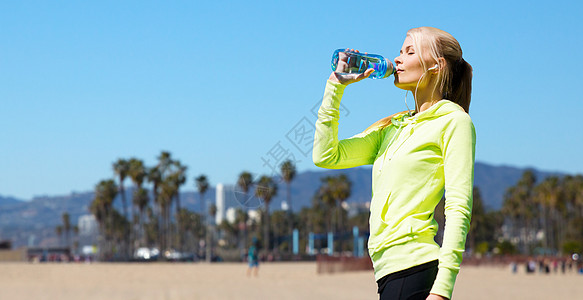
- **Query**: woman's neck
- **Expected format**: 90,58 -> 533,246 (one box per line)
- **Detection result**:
412,83 -> 442,113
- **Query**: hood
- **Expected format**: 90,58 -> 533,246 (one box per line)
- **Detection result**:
391,100 -> 464,127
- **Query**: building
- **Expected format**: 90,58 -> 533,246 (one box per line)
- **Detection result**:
215,183 -> 239,225
78,214 -> 98,236
215,183 -> 264,225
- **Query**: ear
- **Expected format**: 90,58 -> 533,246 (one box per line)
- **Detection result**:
432,57 -> 447,74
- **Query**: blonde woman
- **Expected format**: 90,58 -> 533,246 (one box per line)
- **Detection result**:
313,27 -> 475,300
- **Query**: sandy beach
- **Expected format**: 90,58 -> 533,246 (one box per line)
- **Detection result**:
0,262 -> 581,300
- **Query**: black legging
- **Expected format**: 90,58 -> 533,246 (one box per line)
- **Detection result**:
378,261 -> 438,300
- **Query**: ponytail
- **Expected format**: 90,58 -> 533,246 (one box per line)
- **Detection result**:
446,58 -> 473,113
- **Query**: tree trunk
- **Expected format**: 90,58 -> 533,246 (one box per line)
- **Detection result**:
287,183 -> 292,253
263,202 -> 271,255
175,192 -> 182,251
206,223 -> 212,263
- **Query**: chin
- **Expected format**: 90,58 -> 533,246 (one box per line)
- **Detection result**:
393,80 -> 411,91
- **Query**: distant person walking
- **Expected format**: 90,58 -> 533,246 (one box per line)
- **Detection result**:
313,27 -> 475,300
247,239 -> 259,277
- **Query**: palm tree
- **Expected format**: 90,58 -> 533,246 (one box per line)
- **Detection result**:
319,174 -> 351,252
171,161 -> 187,213
193,174 -> 209,258
55,225 -> 63,246
502,170 -> 537,254
255,175 -> 278,253
168,161 -> 187,250
573,175 -> 583,218
309,190 -> 330,235
502,186 -> 523,252
128,158 -> 147,189
237,171 -> 254,250
209,204 -> 217,224
159,177 -> 177,252
90,179 -> 118,260
177,208 -> 202,252
147,166 -> 163,251
133,187 -> 149,247
317,177 -> 337,234
555,177 -> 570,253
561,175 -> 582,249
143,206 -> 160,247
207,203 -> 217,262
280,160 -> 296,211
328,174 -> 351,234
535,176 -> 561,253
195,175 -> 210,260
113,158 -> 130,259
147,166 -> 162,200
128,158 -> 147,251
153,151 -> 179,252
112,159 -> 130,222
61,212 -> 72,249
234,208 -> 249,251
196,175 -> 209,216
468,187 -> 485,253
280,160 -> 296,250
237,171 -> 254,208
72,225 -> 80,254
157,151 -> 173,175
517,170 -> 537,253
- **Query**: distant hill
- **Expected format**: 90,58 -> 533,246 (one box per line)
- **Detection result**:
267,162 -> 562,213
0,196 -> 25,207
0,162 -> 569,248
472,162 -> 562,210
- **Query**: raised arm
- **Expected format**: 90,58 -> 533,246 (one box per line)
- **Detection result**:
312,80 -> 384,169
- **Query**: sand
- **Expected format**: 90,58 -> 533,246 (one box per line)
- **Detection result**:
0,262 -> 581,299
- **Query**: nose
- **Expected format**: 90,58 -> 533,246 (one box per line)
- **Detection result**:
394,55 -> 402,66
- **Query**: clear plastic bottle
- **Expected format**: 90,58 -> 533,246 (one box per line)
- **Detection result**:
331,49 -> 395,79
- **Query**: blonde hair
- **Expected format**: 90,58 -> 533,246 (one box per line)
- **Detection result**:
407,26 -> 472,113
366,27 -> 473,132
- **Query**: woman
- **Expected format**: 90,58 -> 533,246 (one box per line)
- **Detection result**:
313,27 -> 475,300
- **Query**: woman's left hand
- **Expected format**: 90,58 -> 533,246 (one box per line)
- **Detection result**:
426,294 -> 448,300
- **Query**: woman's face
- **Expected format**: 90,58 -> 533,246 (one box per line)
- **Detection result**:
393,36 -> 430,90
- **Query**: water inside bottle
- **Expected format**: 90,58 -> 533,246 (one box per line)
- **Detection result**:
331,49 -> 391,79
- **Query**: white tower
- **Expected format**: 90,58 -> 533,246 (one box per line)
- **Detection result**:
216,183 -> 226,225
78,214 -> 98,236
215,183 -> 237,225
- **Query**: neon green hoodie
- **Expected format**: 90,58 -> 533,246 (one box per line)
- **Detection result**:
313,80 -> 476,299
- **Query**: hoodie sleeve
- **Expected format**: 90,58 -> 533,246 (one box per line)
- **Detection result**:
312,80 -> 383,169
430,112 -> 476,299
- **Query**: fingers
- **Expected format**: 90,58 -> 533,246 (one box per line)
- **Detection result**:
355,68 -> 374,81
364,68 -> 375,77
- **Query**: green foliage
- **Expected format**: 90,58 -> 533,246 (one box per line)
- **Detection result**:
495,240 -> 517,255
255,175 -> 278,252
92,152 -> 583,261
475,241 -> 489,255
562,240 -> 583,254
280,160 -> 296,184
195,175 -> 209,197
500,171 -> 583,255
237,172 -> 253,194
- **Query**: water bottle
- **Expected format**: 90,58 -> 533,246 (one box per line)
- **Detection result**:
331,49 -> 395,79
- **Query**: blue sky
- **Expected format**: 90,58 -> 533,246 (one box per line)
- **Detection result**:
1,0 -> 581,200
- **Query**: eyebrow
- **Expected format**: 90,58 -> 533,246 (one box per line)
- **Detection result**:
400,45 -> 414,54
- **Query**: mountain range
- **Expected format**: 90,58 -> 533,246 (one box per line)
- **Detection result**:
0,161 -> 567,248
